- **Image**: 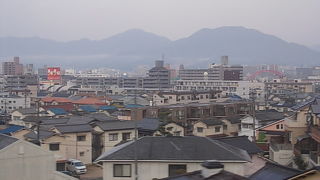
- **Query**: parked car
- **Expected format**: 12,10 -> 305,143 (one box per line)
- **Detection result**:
66,159 -> 87,175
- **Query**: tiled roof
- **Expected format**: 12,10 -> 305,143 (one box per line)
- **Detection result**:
54,124 -> 92,134
73,97 -> 107,105
213,136 -> 262,155
24,130 -> 55,140
95,118 -> 159,131
0,134 -> 18,150
79,105 -> 97,113
41,97 -> 72,103
0,125 -> 25,135
48,108 -> 68,115
201,119 -> 224,126
249,162 -> 301,180
96,136 -> 251,162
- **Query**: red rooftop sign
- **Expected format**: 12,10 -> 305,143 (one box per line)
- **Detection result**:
47,67 -> 61,80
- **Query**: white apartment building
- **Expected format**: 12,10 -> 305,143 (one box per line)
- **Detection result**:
174,80 -> 265,99
0,92 -> 31,113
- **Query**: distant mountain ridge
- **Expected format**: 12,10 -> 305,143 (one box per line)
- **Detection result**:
0,27 -> 319,69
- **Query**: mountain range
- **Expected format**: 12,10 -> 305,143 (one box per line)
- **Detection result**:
0,26 -> 319,69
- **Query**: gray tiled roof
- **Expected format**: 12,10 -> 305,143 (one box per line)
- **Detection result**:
311,105 -> 320,114
96,136 -> 251,162
24,130 -> 55,140
55,124 -> 92,133
213,136 -> 262,155
249,162 -> 301,180
15,108 -> 38,114
0,134 -> 18,150
201,119 -> 224,126
96,118 -> 159,131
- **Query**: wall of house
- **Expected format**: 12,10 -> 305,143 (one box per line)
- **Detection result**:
42,132 -> 92,164
102,161 -> 246,180
0,140 -> 76,180
221,119 -> 239,136
102,129 -> 136,152
164,123 -> 184,136
192,122 -> 223,137
261,121 -> 285,131
270,146 -> 293,165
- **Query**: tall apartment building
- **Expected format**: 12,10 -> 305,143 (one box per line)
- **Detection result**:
2,74 -> 38,89
179,56 -> 243,81
1,57 -> 23,75
143,60 -> 171,89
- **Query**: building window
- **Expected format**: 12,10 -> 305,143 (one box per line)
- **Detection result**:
49,143 -> 60,151
168,164 -> 187,176
79,152 -> 85,156
197,127 -> 203,133
280,124 -> 284,129
122,132 -> 131,141
276,124 -> 280,129
223,125 -> 227,130
77,135 -> 86,141
114,164 -> 131,177
109,133 -> 118,141
215,126 -> 221,132
169,96 -> 172,99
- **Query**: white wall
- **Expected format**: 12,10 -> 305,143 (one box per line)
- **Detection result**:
102,161 -> 246,180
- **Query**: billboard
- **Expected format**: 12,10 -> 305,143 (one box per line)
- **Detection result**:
47,67 -> 61,80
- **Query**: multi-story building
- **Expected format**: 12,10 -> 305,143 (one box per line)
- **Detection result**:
152,90 -> 221,106
1,57 -> 24,75
265,79 -> 314,99
2,74 -> 38,89
0,92 -> 31,113
143,60 -> 171,89
76,60 -> 171,90
178,56 -> 243,81
174,80 -> 264,99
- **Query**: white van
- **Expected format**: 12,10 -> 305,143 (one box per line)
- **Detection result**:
66,159 -> 87,175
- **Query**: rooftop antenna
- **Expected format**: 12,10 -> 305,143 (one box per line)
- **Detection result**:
161,53 -> 165,61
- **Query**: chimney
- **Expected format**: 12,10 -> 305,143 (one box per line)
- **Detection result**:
201,161 -> 224,178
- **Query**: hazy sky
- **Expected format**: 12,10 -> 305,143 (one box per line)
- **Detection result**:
1,0 -> 319,46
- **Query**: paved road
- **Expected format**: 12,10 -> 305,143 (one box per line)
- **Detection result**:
80,165 -> 103,180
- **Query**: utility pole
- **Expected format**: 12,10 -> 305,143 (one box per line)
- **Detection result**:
36,100 -> 40,145
250,89 -> 257,142
134,119 -> 138,180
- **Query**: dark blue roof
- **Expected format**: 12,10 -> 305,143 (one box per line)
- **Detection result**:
79,105 -> 97,112
48,108 -> 67,115
99,105 -> 118,111
125,104 -> 144,108
0,125 -> 25,135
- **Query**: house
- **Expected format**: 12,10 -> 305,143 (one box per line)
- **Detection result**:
92,118 -> 159,155
24,123 -> 93,164
192,119 -> 225,137
0,134 -> 76,180
154,122 -> 185,136
249,161 -> 301,180
160,161 -> 249,180
95,136 -> 251,180
239,111 -> 286,140
256,119 -> 286,144
220,115 -> 243,136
